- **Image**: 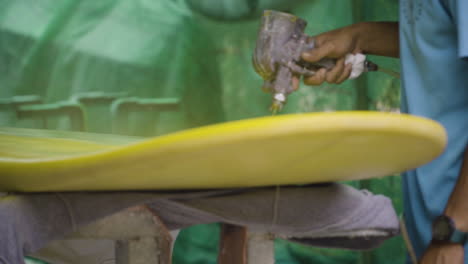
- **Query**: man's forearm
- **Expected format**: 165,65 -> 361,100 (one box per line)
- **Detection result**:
353,22 -> 399,58
444,144 -> 468,231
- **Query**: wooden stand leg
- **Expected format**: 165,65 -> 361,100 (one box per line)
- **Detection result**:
218,224 -> 248,264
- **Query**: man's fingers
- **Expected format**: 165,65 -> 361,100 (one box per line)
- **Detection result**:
303,61 -> 351,86
304,68 -> 327,86
301,42 -> 334,63
325,57 -> 345,83
336,63 -> 353,84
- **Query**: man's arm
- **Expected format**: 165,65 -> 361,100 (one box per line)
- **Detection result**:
444,145 -> 468,231
354,22 -> 400,57
419,144 -> 468,264
300,22 -> 399,85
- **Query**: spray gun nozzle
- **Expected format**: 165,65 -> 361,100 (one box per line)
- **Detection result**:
270,93 -> 286,114
270,101 -> 283,115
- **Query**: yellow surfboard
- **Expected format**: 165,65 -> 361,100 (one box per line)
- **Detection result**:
0,112 -> 447,192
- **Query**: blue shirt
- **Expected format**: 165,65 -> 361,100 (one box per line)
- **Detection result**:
399,0 -> 468,262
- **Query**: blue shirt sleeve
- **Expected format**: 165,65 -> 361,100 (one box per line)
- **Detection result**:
456,1 -> 468,58
445,0 -> 468,58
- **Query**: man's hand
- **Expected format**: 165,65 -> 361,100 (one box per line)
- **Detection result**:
301,26 -> 360,85
419,243 -> 464,264
301,22 -> 399,86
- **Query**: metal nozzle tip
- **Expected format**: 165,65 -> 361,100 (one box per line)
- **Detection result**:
270,100 -> 283,115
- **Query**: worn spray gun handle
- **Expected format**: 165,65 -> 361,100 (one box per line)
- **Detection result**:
295,56 -> 378,78
289,54 -> 378,78
293,58 -> 336,75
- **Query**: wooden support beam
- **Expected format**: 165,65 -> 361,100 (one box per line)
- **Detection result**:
218,224 -> 248,264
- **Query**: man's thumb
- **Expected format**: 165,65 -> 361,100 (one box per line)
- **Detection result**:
301,42 -> 334,63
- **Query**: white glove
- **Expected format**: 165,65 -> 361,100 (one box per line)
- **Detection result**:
345,53 -> 367,80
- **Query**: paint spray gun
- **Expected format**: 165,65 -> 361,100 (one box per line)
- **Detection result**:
252,10 -> 379,114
